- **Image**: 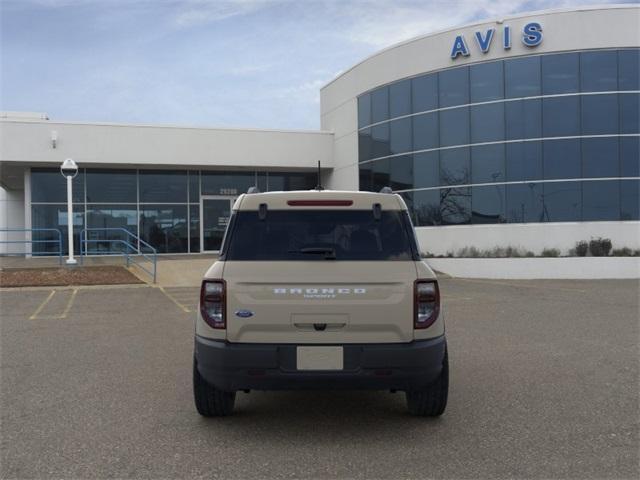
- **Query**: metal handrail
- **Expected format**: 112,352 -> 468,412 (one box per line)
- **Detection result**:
80,228 -> 157,282
0,228 -> 63,265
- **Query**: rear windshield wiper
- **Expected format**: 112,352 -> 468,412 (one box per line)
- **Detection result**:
288,247 -> 337,259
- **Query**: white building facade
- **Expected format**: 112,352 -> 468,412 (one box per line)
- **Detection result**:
1,5 -> 639,256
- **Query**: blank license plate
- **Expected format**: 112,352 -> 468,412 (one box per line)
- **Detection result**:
296,346 -> 343,370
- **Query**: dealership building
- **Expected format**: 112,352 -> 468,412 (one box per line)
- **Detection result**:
1,5 -> 638,256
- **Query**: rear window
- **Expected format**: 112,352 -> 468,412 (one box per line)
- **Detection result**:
221,210 -> 419,261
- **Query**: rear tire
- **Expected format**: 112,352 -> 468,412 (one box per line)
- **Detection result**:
193,358 -> 236,417
406,347 -> 449,417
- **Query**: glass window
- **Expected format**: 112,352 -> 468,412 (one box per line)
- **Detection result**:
621,137 -> 640,177
619,49 -> 640,91
440,187 -> 471,225
541,52 -> 579,95
621,180 -> 639,220
256,172 -> 268,192
620,93 -> 639,134
505,56 -> 541,98
86,169 -> 136,203
506,183 -> 543,223
371,86 -> 389,123
543,182 -> 581,222
470,102 -> 504,143
389,79 -> 411,118
581,94 -> 619,135
139,170 -> 187,203
471,144 -> 505,184
224,210 -> 417,261
470,61 -> 504,102
412,112 -> 438,151
359,129 -> 373,162
582,137 -> 619,178
542,96 -> 580,137
31,204 -> 84,255
439,107 -> 469,147
472,185 -> 505,224
85,205 -> 138,254
439,67 -> 469,108
413,189 -> 441,226
582,180 -> 620,221
31,168 -> 85,203
389,155 -> 413,191
412,73 -> 438,113
505,99 -> 542,140
267,173 -> 316,191
189,171 -> 200,202
506,141 -> 543,182
440,148 -> 470,186
190,205 -> 200,253
359,164 -> 373,191
358,94 -> 371,128
372,159 -> 390,192
543,139 -> 581,180
139,205 -> 188,253
202,171 -> 254,195
371,123 -> 390,159
389,117 -> 412,154
413,151 -> 439,189
581,51 -> 618,92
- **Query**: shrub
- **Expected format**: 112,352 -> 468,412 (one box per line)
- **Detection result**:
589,237 -> 612,257
611,247 -> 639,257
422,251 -> 435,258
540,248 -> 560,257
575,241 -> 589,257
525,251 -> 535,257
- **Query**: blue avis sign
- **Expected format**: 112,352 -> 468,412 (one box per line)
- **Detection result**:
451,22 -> 543,59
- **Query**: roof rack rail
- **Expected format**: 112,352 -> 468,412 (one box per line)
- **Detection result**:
379,186 -> 393,194
247,186 -> 261,194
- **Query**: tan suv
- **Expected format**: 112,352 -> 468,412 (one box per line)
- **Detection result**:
193,189 -> 448,416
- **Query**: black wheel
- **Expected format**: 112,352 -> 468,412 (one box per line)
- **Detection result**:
193,358 -> 236,417
406,348 -> 449,417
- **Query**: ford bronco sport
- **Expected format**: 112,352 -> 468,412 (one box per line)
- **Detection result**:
193,189 -> 448,416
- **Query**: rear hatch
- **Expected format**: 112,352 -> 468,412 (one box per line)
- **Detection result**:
220,197 -> 420,344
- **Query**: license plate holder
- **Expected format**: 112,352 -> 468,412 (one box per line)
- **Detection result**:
296,346 -> 344,371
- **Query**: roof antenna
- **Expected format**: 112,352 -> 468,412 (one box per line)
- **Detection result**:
315,160 -> 324,191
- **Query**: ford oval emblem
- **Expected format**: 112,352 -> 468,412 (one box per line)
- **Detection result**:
235,310 -> 254,318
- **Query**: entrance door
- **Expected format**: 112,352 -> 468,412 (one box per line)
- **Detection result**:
200,196 -> 234,252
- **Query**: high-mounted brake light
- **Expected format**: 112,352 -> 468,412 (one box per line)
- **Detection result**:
414,280 -> 440,329
200,280 -> 226,329
287,200 -> 353,206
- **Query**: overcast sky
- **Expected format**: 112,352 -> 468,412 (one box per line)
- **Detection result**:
1,0 -> 635,130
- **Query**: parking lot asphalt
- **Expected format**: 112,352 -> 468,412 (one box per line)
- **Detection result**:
1,278 -> 638,479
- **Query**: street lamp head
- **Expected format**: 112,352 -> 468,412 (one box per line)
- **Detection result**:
60,158 -> 78,178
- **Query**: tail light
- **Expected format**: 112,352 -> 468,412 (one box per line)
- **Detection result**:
414,280 -> 440,329
200,280 -> 226,329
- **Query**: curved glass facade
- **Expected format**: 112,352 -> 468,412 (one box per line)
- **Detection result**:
357,49 -> 640,225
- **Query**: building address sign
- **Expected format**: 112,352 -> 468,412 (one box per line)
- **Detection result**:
450,22 -> 543,59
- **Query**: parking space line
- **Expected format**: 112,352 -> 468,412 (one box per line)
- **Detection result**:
158,286 -> 192,313
29,290 -> 56,320
30,288 -> 79,320
58,289 -> 78,318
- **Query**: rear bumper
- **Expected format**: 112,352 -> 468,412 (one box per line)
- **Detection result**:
194,335 -> 446,392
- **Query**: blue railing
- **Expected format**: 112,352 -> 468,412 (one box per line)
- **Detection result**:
80,228 -> 157,283
0,228 -> 63,264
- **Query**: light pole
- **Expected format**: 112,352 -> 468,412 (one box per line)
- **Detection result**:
60,158 -> 78,265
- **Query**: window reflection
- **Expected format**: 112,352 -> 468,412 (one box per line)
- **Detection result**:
542,53 -> 579,95
505,56 -> 541,98
543,139 -> 581,180
439,67 -> 469,108
139,206 -> 188,253
389,117 -> 412,155
581,94 -> 619,135
583,181 -> 620,221
439,107 -> 469,147
440,187 -> 471,225
371,87 -> 389,123
543,182 -> 581,222
472,185 -> 505,224
412,74 -> 438,113
139,170 -> 187,203
470,61 -> 504,102
32,168 -> 85,203
471,144 -> 505,184
440,148 -> 470,186
581,51 -> 618,92
86,169 -> 136,203
506,183 -> 543,223
621,180 -> 639,220
582,138 -> 619,178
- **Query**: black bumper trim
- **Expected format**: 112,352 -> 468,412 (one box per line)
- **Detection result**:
194,335 -> 446,392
